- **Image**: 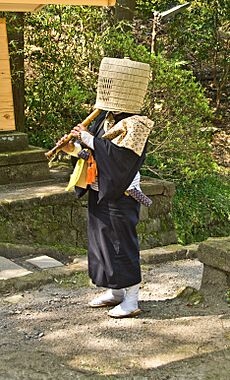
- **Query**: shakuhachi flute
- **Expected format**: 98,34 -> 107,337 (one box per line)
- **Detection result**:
45,108 -> 102,160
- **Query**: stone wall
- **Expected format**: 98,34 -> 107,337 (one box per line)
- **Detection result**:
0,178 -> 177,250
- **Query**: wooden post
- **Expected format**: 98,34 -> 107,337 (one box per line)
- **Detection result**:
8,13 -> 25,132
0,18 -> 16,131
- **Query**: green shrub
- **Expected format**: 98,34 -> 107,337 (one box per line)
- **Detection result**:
173,175 -> 230,244
142,54 -> 216,182
25,5 -> 106,147
136,0 -> 230,110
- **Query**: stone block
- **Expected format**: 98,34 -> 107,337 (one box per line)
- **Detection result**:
201,265 -> 228,287
199,265 -> 229,297
148,196 -> 173,218
141,178 -> 176,197
141,244 -> 186,264
0,256 -> 32,280
139,234 -> 161,250
144,218 -> 161,233
53,205 -> 72,224
26,255 -> 64,269
141,180 -> 164,195
71,206 -> 88,228
0,132 -> 28,152
158,230 -> 178,246
197,237 -> 230,273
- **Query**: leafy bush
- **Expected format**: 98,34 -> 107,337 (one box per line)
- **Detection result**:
136,0 -> 230,110
25,5 -> 106,147
142,55 -> 216,182
173,175 -> 230,244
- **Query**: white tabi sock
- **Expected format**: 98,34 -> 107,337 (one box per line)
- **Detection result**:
108,283 -> 141,318
88,288 -> 125,308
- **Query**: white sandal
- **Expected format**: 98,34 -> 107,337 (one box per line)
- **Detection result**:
108,284 -> 141,318
108,304 -> 141,318
88,289 -> 125,308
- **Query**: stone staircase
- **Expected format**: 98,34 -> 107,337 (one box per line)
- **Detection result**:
0,131 -> 50,185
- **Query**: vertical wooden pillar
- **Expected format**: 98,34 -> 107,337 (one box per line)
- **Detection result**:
0,18 -> 16,131
8,12 -> 25,132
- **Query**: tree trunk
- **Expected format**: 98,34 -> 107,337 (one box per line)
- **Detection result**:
7,12 -> 25,132
115,0 -> 136,21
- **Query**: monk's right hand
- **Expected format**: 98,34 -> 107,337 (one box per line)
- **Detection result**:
57,134 -> 74,154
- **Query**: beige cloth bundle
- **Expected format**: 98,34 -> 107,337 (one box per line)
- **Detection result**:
102,115 -> 154,156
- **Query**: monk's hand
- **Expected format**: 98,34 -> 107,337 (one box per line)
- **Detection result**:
57,134 -> 74,154
71,123 -> 88,141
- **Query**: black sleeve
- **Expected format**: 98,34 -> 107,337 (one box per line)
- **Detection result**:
94,137 -> 146,203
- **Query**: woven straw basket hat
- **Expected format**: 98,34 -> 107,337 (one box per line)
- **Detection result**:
95,57 -> 150,114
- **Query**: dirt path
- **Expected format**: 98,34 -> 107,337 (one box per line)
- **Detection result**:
0,259 -> 229,380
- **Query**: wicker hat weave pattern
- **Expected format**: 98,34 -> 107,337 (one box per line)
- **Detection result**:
95,57 -> 150,114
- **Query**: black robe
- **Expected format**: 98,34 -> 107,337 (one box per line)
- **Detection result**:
74,111 -> 146,202
74,112 -> 146,288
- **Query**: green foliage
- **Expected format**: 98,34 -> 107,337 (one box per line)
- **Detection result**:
136,0 -> 230,109
136,0 -> 172,16
25,5 -> 106,147
173,175 -> 230,244
142,54 -> 216,181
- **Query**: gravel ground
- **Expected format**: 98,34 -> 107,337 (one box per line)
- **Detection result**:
0,259 -> 229,380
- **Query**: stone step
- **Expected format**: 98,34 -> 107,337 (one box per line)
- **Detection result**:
0,131 -> 29,152
140,243 -> 199,264
0,242 -> 69,262
0,255 -> 64,280
26,255 -> 64,269
0,147 -> 48,166
0,257 -> 87,294
0,175 -> 177,250
0,240 -> 200,294
0,241 -> 199,266
0,146 -> 50,185
0,256 -> 32,280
